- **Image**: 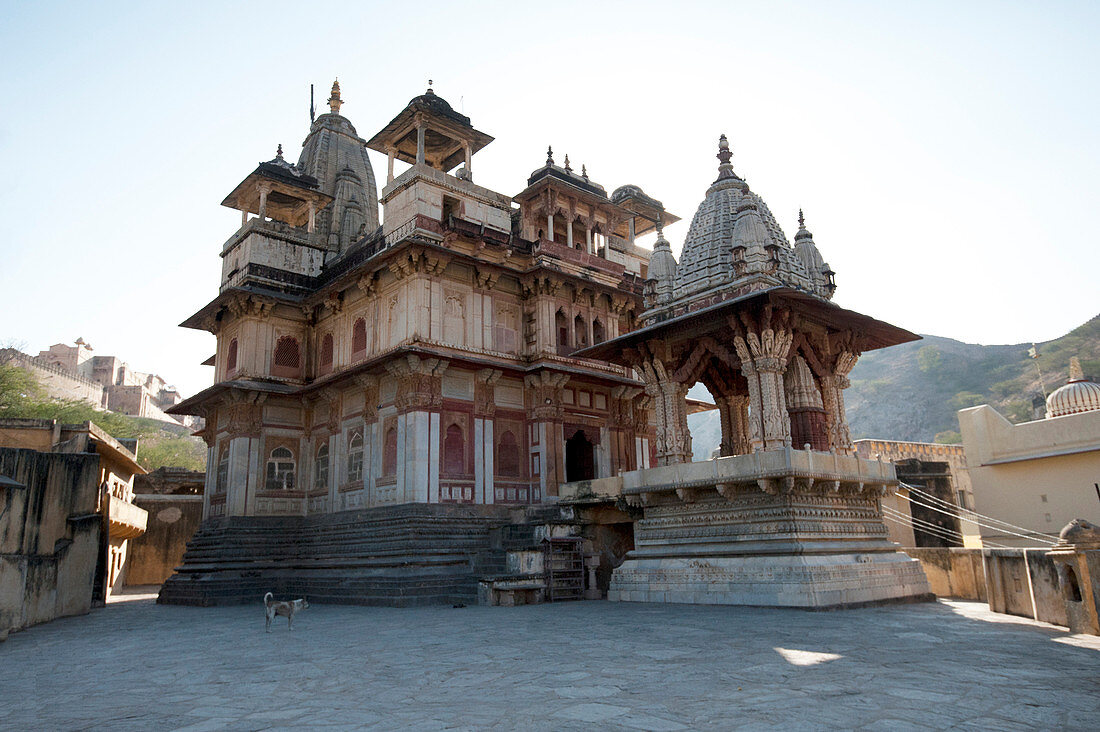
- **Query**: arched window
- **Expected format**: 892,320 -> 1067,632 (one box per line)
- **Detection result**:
574,314 -> 588,347
226,339 -> 238,374
383,427 -> 398,476
265,447 -> 295,490
555,309 -> 569,348
347,431 -> 364,482
443,424 -> 465,474
272,336 -> 301,378
319,333 -> 334,376
351,318 -> 367,356
315,443 -> 330,489
215,445 -> 230,493
592,318 -> 605,345
497,430 -> 520,477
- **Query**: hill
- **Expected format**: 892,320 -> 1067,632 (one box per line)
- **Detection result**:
688,314 -> 1100,457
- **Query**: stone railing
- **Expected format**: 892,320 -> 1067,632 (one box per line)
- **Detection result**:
620,448 -> 897,503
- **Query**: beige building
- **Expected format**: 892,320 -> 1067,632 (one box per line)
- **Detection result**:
0,419 -> 148,598
959,358 -> 1100,548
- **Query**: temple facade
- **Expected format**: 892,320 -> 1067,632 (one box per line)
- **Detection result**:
170,81 -> 677,520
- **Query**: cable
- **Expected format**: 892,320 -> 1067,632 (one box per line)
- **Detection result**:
881,513 -> 966,546
881,505 -> 1010,549
895,492 -> 1056,545
898,481 -> 1059,541
882,506 -> 966,543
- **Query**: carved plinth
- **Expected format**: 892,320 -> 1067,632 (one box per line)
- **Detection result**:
608,449 -> 932,608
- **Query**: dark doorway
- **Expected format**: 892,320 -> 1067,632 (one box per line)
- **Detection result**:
565,429 -> 595,482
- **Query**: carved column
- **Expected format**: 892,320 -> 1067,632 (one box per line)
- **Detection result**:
384,355 -> 448,502
822,350 -> 858,454
718,395 -> 751,457
734,318 -> 793,451
525,371 -> 569,496
474,369 -> 501,504
637,355 -> 691,466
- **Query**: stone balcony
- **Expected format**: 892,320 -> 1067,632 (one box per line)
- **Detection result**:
107,495 -> 148,541
623,448 -> 897,504
559,448 -> 897,506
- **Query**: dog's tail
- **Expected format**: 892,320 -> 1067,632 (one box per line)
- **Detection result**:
264,591 -> 273,607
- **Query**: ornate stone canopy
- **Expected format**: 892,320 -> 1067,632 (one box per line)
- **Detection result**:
578,286 -> 918,465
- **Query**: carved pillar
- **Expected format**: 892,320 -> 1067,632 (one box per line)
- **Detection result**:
718,395 -> 751,457
638,355 -> 691,466
384,355 -> 448,502
734,319 -> 793,451
525,371 -> 569,496
474,369 -> 501,504
822,350 -> 858,454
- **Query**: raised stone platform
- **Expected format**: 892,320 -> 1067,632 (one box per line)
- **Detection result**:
159,503 -> 514,607
605,448 -> 933,608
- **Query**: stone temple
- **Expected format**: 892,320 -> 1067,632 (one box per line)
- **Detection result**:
579,135 -> 931,606
162,80 -> 930,608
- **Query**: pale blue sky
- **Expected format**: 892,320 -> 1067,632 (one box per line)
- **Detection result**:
2,1 -> 1097,398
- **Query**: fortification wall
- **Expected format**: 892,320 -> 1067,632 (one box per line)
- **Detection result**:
1,349 -> 106,408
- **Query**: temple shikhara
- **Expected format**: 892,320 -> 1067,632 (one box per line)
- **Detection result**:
163,81 -> 930,608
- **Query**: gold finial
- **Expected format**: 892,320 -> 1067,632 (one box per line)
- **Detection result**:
1069,356 -> 1084,382
328,79 -> 342,114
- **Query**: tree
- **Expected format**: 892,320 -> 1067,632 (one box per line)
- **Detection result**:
916,345 -> 944,374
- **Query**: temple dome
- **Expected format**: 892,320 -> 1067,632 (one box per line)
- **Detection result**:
296,80 -> 380,253
671,136 -> 833,303
1046,357 -> 1100,418
648,229 -> 677,304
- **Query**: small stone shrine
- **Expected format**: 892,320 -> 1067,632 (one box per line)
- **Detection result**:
577,137 -> 932,607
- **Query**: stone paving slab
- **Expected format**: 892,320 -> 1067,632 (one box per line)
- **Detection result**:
2,592 -> 1098,730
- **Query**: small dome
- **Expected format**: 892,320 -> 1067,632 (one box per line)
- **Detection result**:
611,184 -> 645,203
1046,357 -> 1100,418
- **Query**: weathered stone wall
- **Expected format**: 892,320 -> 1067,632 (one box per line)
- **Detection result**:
983,548 -> 1067,627
1,349 -> 105,408
125,495 -> 204,586
903,548 -> 986,601
903,546 -> 1069,627
0,448 -> 102,634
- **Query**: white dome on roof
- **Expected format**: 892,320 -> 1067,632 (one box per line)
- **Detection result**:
1046,357 -> 1100,418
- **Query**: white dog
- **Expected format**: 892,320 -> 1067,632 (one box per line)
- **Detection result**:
264,591 -> 309,632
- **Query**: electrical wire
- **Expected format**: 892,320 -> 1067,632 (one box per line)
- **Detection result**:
894,491 -> 1056,545
881,505 -> 1010,549
899,481 -> 1060,541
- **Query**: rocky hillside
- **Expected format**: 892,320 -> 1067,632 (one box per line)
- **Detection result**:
688,314 -> 1100,458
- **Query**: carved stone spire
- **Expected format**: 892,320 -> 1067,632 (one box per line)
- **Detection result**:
716,134 -> 739,181
546,145 -> 554,166
276,144 -> 284,160
563,154 -> 572,173
328,79 -> 342,114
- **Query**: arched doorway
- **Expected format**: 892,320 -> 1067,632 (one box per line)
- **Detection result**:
565,429 -> 595,482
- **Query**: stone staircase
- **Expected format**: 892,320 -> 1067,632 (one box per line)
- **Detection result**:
159,503 -> 513,607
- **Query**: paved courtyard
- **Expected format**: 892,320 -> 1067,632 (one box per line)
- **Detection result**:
3,590 -> 1099,731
